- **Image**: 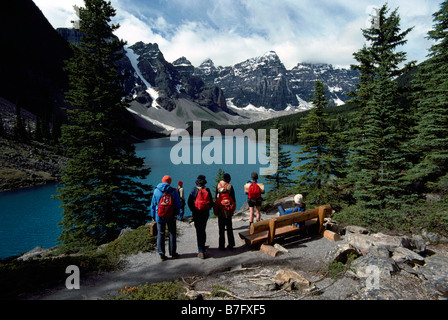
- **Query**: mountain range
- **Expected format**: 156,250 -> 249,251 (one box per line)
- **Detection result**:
0,0 -> 359,137
106,39 -> 359,133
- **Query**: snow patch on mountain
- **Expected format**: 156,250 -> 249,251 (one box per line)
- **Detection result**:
124,46 -> 161,109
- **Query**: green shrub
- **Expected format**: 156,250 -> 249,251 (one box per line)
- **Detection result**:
0,225 -> 156,299
114,280 -> 187,300
333,199 -> 448,234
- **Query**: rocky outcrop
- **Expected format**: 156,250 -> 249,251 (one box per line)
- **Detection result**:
325,222 -> 448,299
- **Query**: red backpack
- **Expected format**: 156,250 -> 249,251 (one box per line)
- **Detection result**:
195,188 -> 210,211
248,183 -> 261,199
217,182 -> 235,214
157,189 -> 174,219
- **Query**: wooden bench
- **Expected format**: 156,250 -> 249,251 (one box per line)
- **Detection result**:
239,204 -> 333,246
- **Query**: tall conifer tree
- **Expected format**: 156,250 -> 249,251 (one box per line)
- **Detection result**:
407,1 -> 448,192
56,0 -> 151,250
294,80 -> 333,203
265,120 -> 293,192
346,4 -> 414,209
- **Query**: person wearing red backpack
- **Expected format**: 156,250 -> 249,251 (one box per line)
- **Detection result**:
188,174 -> 213,259
214,173 -> 236,250
244,172 -> 264,226
150,175 -> 181,261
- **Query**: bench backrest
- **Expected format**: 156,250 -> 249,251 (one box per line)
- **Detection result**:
250,204 -> 332,235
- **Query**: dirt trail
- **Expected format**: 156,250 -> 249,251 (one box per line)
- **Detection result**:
34,215 -> 338,300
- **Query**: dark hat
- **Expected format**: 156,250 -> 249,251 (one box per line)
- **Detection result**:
223,173 -> 231,182
196,174 -> 207,185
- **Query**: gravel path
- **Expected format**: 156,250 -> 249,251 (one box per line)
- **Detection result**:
35,213 -> 339,300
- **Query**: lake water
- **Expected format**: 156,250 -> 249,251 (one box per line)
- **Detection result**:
0,137 -> 301,259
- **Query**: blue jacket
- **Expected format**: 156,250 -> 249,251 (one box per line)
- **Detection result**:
150,183 -> 181,222
284,205 -> 306,215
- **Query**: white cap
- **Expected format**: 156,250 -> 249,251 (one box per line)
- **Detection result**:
294,194 -> 303,205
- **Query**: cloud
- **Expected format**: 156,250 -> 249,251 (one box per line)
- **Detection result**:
33,0 -> 440,69
33,0 -> 85,28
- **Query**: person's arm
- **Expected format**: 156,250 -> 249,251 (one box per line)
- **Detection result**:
187,187 -> 197,211
230,185 -> 236,204
206,188 -> 214,207
179,187 -> 184,200
150,189 -> 159,220
172,188 -> 181,214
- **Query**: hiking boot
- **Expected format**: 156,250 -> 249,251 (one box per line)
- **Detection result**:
160,254 -> 167,261
197,252 -> 205,259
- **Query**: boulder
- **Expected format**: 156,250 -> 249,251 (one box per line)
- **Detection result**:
392,247 -> 425,266
324,218 -> 346,235
350,254 -> 398,279
345,232 -> 411,253
118,227 -> 133,238
272,270 -> 310,289
418,254 -> 448,296
345,225 -> 369,234
410,235 -> 426,254
365,246 -> 390,259
325,243 -> 360,264
17,246 -> 49,261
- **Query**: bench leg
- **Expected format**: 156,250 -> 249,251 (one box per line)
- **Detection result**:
268,218 -> 277,245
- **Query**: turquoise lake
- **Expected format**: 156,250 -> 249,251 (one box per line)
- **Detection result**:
0,137 -> 302,259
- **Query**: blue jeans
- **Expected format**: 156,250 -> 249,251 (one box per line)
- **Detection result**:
157,220 -> 177,256
178,199 -> 185,221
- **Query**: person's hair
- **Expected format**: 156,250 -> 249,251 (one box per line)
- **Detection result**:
251,172 -> 258,181
196,174 -> 207,186
223,173 -> 231,183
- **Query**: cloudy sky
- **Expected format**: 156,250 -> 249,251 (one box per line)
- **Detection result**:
33,0 -> 441,69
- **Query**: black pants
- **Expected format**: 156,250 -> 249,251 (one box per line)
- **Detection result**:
192,210 -> 209,253
218,215 -> 235,249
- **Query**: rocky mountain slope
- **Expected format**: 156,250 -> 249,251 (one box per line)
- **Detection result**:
1,0 -> 359,137
191,51 -> 359,111
114,46 -> 359,132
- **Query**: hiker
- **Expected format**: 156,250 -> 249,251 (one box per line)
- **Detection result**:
278,194 -> 306,228
150,175 -> 181,261
244,172 -> 264,226
214,173 -> 236,250
188,174 -> 213,259
177,181 -> 185,221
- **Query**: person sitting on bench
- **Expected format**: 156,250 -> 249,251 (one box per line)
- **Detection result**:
278,194 -> 306,228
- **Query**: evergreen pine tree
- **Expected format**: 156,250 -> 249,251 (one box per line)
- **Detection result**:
346,3 -> 414,209
56,0 -> 151,250
294,80 -> 333,203
264,120 -> 293,192
213,168 -> 225,193
407,1 -> 448,193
